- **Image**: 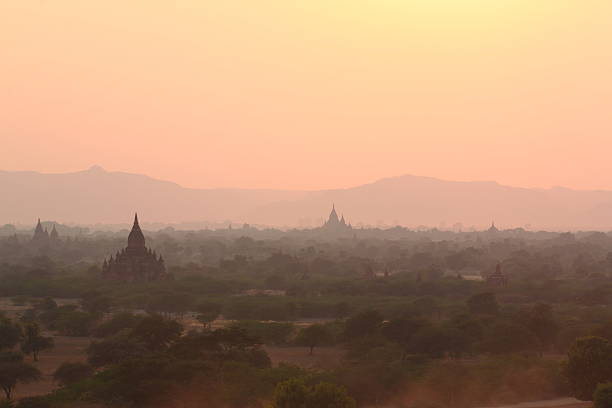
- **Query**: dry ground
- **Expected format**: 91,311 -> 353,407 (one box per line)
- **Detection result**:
14,335 -> 90,399
481,400 -> 590,408
1,300 -> 590,407
264,345 -> 345,370
12,336 -> 345,399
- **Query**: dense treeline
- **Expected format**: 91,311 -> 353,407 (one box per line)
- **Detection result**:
2,296 -> 606,407
4,229 -> 612,406
4,227 -> 612,279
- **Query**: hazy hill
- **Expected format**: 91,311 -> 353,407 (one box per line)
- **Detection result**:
3,166 -> 612,230
0,166 -> 309,226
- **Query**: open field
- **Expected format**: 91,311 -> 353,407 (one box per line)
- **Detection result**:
11,334 -> 345,399
265,345 -> 345,370
0,299 -> 594,407
14,335 -> 90,399
18,336 -> 584,408
481,399 -> 590,408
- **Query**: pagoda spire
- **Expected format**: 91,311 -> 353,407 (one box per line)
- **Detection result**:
127,212 -> 145,249
50,224 -> 59,241
327,204 -> 339,225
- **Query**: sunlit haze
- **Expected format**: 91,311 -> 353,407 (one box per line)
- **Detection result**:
2,1 -> 611,190
4,4 -> 612,406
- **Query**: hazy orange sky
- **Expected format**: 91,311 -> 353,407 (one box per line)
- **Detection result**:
1,1 -> 611,190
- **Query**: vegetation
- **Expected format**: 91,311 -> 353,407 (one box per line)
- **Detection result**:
0,352 -> 41,400
294,324 -> 334,355
20,324 -> 54,362
595,383 -> 612,408
53,362 -> 94,387
566,336 -> 612,400
4,229 -> 612,406
273,379 -> 355,408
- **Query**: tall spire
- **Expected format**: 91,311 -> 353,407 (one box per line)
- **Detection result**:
488,221 -> 499,233
32,218 -> 49,242
50,224 -> 59,241
327,204 -> 339,225
127,212 -> 145,249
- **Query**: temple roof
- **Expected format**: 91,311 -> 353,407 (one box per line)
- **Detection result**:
127,213 -> 146,248
327,204 -> 340,225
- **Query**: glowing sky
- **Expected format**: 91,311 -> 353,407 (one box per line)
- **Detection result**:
1,1 -> 611,190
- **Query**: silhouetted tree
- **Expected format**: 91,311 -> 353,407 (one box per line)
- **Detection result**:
273,379 -> 355,408
295,324 -> 333,355
131,315 -> 182,352
525,303 -> 558,356
14,396 -> 51,408
80,291 -> 111,315
0,352 -> 41,400
307,382 -> 356,408
20,324 -> 54,362
273,378 -> 309,408
53,362 -> 94,386
344,310 -> 383,340
87,335 -> 147,368
0,318 -> 21,351
196,302 -> 222,329
381,317 -> 429,358
467,293 -> 499,315
595,382 -> 612,408
566,336 -> 612,400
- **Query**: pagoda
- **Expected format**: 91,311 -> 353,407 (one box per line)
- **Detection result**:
102,214 -> 167,281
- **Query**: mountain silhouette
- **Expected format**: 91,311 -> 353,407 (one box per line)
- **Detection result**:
2,166 -> 612,230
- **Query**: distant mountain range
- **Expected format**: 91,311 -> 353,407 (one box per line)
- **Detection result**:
2,166 -> 612,230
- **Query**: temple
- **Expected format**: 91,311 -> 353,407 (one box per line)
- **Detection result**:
322,205 -> 352,232
32,219 -> 50,244
102,214 -> 168,281
50,224 -> 59,242
486,262 -> 508,286
31,219 -> 62,246
487,221 -> 499,233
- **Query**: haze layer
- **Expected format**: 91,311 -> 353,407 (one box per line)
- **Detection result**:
1,1 -> 611,190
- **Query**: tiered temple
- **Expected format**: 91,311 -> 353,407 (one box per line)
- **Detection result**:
322,205 -> 352,232
32,219 -> 61,245
32,219 -> 49,244
102,214 -> 167,281
486,263 -> 508,286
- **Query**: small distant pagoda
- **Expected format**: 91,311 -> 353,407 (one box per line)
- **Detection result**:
487,221 -> 499,233
32,219 -> 61,246
32,219 -> 49,244
102,214 -> 167,281
486,263 -> 508,286
322,205 -> 352,232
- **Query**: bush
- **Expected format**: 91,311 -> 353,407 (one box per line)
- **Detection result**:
15,397 -> 50,408
55,311 -> 96,336
230,321 -> 295,346
272,379 -> 356,408
53,362 -> 94,386
92,312 -> 142,338
595,382 -> 612,408
294,324 -> 334,355
566,337 -> 612,400
0,318 -> 22,351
